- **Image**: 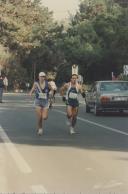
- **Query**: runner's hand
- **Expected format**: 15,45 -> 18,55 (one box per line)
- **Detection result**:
62,96 -> 66,102
81,92 -> 85,98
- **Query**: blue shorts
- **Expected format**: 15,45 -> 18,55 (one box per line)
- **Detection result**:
34,98 -> 49,108
66,99 -> 79,107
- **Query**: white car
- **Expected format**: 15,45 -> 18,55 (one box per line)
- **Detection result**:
85,80 -> 128,115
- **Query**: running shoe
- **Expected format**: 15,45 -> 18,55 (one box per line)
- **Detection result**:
69,127 -> 76,134
37,128 -> 43,136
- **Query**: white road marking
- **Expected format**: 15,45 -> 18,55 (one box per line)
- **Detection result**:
53,104 -> 65,107
0,125 -> 32,174
104,182 -> 123,188
85,168 -> 93,171
31,185 -> 48,193
93,184 -> 102,189
0,145 -> 7,190
54,109 -> 128,136
94,180 -> 123,189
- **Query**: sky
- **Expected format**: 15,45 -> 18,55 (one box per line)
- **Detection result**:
41,0 -> 80,20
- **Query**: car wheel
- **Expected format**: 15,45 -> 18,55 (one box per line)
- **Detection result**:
86,104 -> 90,113
94,104 -> 100,116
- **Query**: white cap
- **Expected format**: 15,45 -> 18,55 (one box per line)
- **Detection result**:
39,72 -> 46,77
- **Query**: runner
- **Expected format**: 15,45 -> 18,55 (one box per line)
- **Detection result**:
60,74 -> 85,134
48,78 -> 57,108
29,72 -> 53,135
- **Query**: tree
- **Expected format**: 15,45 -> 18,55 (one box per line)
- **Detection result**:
0,0 -> 58,85
60,0 -> 128,82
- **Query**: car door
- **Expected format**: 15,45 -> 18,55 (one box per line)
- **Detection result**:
85,83 -> 97,107
90,83 -> 97,107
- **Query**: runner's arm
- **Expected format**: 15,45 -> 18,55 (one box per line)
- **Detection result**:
60,83 -> 68,102
60,84 -> 67,96
29,83 -> 36,96
79,85 -> 85,98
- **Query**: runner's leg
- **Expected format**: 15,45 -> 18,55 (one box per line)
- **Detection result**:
66,105 -> 72,125
35,106 -> 43,130
67,105 -> 76,134
42,107 -> 48,120
0,88 -> 3,102
72,107 -> 78,128
53,90 -> 56,102
49,92 -> 53,109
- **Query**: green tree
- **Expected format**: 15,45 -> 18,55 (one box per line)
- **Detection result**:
60,0 -> 128,82
0,0 -> 58,85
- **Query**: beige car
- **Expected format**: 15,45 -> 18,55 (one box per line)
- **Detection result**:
85,80 -> 128,115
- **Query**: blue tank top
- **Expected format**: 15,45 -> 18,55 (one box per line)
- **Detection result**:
67,84 -> 79,107
35,81 -> 49,99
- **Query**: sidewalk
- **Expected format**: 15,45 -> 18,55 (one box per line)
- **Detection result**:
3,92 -> 85,104
3,92 -> 28,95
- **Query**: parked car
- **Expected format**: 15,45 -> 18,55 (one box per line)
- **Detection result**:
85,80 -> 128,115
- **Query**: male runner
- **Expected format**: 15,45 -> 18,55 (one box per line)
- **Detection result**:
60,74 -> 85,134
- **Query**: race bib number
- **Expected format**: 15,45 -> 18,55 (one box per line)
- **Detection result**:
39,93 -> 47,99
69,92 -> 78,99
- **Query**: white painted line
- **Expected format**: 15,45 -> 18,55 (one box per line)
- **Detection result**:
94,181 -> 123,189
31,185 -> 48,193
0,125 -> 32,174
0,145 -> 7,190
53,104 -> 66,107
104,182 -> 123,188
4,93 -> 28,95
85,167 -> 93,171
93,184 -> 102,189
54,109 -> 128,136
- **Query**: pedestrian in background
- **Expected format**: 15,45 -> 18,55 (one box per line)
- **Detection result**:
0,75 -> 4,103
3,76 -> 8,93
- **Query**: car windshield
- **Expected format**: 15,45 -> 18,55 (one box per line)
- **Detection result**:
100,82 -> 128,92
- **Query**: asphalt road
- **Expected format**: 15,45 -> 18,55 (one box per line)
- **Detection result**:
0,93 -> 128,194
